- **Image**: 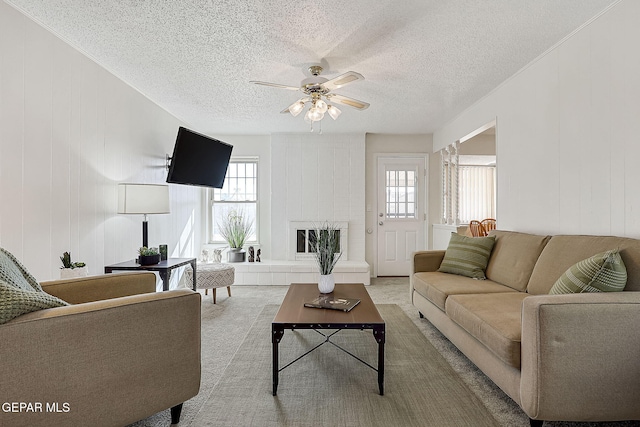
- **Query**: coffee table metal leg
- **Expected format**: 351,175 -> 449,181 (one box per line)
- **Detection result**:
373,326 -> 385,395
272,326 -> 284,396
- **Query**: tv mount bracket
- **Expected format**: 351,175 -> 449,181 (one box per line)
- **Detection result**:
165,154 -> 172,171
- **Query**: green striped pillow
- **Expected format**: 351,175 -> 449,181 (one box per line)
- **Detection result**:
438,233 -> 496,280
549,249 -> 627,294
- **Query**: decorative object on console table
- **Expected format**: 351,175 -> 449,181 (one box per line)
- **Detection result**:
248,246 -> 255,262
309,222 -> 342,293
218,209 -> 253,263
59,251 -> 88,279
138,247 -> 161,266
256,249 -> 261,262
159,244 -> 168,261
117,183 -> 170,248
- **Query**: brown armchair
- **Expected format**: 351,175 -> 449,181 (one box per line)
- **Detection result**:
1,271 -> 201,427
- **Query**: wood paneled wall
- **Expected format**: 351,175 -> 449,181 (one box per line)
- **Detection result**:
434,0 -> 640,238
0,3 -> 200,281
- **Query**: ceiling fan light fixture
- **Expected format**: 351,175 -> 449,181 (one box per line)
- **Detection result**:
308,107 -> 324,122
289,100 -> 305,117
327,105 -> 342,120
315,99 -> 328,113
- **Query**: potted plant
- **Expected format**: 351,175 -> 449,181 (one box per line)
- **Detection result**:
218,210 -> 254,262
138,247 -> 161,265
59,252 -> 88,279
309,222 -> 342,293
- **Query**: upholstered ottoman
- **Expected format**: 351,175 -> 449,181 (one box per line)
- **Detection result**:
185,263 -> 235,304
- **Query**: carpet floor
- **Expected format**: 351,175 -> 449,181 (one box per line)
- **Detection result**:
130,278 -> 640,427
191,304 -> 497,427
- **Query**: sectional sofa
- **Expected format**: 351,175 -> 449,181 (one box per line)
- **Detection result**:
410,230 -> 640,425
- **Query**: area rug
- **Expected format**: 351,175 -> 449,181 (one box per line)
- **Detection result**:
191,304 -> 498,427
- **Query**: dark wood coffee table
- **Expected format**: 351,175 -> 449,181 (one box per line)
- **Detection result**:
272,283 -> 386,396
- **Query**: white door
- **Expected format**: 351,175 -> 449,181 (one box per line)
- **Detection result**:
377,156 -> 427,276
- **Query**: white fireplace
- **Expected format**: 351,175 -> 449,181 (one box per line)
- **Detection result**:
288,221 -> 349,261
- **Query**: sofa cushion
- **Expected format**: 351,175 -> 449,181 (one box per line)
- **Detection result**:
413,271 -> 516,311
0,279 -> 69,324
528,235 -> 640,294
549,249 -> 627,294
485,231 -> 550,291
446,292 -> 528,368
438,233 -> 496,279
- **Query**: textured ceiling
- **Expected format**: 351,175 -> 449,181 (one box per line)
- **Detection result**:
6,0 -> 617,135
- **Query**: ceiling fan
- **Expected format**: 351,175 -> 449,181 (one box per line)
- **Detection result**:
250,65 -> 369,126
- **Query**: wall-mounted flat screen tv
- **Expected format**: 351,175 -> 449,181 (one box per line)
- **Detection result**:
166,127 -> 233,188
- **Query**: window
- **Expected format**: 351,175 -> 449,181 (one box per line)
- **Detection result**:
385,168 -> 417,219
458,165 -> 496,224
210,159 -> 258,243
441,147 -> 496,225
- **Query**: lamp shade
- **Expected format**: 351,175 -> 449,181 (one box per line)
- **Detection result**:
118,184 -> 170,214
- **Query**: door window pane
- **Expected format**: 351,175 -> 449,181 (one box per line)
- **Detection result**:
385,168 -> 416,219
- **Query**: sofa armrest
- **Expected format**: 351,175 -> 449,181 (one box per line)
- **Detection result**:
520,292 -> 640,421
40,271 -> 156,304
410,251 -> 446,303
412,250 -> 445,274
0,289 -> 201,427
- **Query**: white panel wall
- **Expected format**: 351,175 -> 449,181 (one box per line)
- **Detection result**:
433,0 -> 640,237
0,3 -> 199,281
271,134 -> 366,261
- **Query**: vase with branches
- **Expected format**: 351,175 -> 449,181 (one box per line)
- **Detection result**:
218,210 -> 254,262
309,222 -> 342,293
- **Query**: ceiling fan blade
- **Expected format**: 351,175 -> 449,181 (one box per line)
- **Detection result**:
322,71 -> 364,92
326,93 -> 370,110
250,81 -> 299,91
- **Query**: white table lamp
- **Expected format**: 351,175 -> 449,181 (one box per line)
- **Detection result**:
118,183 -> 170,248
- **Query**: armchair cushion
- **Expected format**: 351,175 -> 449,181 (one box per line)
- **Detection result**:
0,247 -> 69,324
0,280 -> 68,324
0,248 -> 42,291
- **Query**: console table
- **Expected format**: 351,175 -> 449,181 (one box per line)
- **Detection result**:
104,258 -> 197,291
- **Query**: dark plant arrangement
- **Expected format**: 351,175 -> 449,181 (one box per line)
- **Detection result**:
138,247 -> 160,256
309,222 -> 342,275
60,252 -> 86,269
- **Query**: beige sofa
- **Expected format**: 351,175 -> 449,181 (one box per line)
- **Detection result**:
410,230 -> 640,425
1,271 -> 201,427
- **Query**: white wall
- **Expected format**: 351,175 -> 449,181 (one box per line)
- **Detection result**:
0,2 -> 199,281
271,134 -> 366,261
433,0 -> 640,237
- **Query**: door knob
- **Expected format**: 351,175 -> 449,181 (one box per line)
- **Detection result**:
379,221 -> 384,226
379,213 -> 384,217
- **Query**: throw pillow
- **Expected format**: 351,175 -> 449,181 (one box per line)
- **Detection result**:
0,248 -> 43,292
549,249 -> 627,294
0,280 -> 69,324
438,233 -> 496,280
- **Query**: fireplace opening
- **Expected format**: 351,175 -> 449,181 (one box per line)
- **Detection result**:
296,229 -> 341,255
289,221 -> 349,261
